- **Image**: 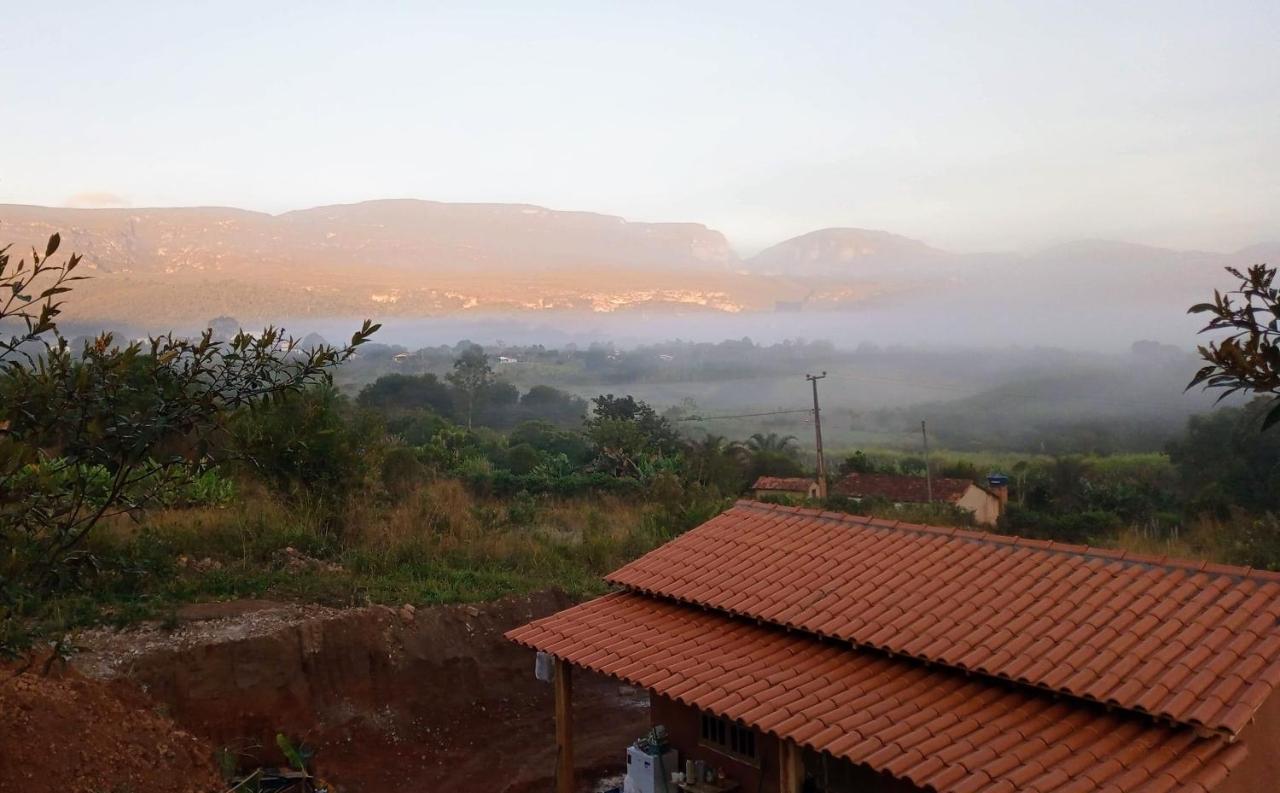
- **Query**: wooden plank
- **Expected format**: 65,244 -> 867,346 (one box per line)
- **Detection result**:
779,738 -> 804,793
555,658 -> 574,793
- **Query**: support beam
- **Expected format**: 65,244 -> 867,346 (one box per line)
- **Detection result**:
555,658 -> 574,793
780,738 -> 804,793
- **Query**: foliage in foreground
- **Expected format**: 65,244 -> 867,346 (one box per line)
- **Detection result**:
0,231 -> 377,645
1189,263 -> 1280,429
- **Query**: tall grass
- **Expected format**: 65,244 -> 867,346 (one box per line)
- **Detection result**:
1109,512 -> 1280,569
24,479 -> 680,640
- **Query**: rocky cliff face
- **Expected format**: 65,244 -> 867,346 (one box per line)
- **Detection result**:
3,201 -> 1272,331
0,201 -> 752,323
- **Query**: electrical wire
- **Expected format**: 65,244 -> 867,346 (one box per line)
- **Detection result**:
820,372 -> 1197,412
674,408 -> 813,422
670,369 -> 1202,423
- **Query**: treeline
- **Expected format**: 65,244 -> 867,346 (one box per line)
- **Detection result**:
230,345 -> 814,524
840,397 -> 1280,568
332,336 -> 841,387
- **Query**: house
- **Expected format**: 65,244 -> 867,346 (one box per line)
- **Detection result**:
751,476 -> 820,501
834,472 -> 1006,526
508,500 -> 1280,793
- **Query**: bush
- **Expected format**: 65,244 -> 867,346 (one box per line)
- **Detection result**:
505,443 -> 543,475
381,447 -> 425,497
509,420 -> 592,464
385,409 -> 449,446
229,387 -> 383,507
1000,505 -> 1122,544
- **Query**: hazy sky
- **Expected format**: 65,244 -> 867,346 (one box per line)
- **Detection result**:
3,1 -> 1277,254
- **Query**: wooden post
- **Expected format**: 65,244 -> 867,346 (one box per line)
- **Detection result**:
780,738 -> 804,793
807,372 -> 828,498
555,658 -> 574,793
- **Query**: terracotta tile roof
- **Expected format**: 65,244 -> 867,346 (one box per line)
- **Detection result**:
751,476 -> 816,492
606,501 -> 1280,737
508,591 -> 1248,793
833,472 -> 977,503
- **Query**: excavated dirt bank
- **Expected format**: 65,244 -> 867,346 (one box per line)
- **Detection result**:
68,591 -> 649,792
0,661 -> 222,793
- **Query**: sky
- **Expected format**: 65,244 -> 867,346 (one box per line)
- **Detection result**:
2,0 -> 1278,254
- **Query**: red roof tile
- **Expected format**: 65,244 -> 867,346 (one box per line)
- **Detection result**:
833,472 -> 978,503
507,592 -> 1247,793
752,476 -> 817,493
605,501 -> 1280,737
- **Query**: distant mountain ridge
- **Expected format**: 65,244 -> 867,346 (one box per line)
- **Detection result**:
745,227 -> 949,277
0,199 -> 737,276
0,200 -> 1275,327
0,200 -> 756,323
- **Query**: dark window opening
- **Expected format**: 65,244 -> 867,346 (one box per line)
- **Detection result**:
700,713 -> 756,760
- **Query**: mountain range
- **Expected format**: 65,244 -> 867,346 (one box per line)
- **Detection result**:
1,200 -> 1275,331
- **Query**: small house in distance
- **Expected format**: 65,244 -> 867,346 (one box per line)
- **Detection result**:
834,472 -> 1006,526
508,500 -> 1280,793
751,476 -> 820,501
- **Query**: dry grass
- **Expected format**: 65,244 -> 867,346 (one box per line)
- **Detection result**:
53,477 -> 673,637
1108,526 -> 1214,563
1105,512 -> 1280,569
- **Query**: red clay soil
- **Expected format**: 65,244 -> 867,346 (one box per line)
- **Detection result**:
0,660 -> 222,793
68,591 -> 649,793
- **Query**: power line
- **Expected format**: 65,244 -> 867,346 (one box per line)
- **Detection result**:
820,372 -> 1197,412
673,408 -> 813,422
669,370 -> 1202,424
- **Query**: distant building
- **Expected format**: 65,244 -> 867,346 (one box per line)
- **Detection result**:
752,476 -> 820,501
392,352 -> 410,363
833,472 -> 1007,526
497,356 -> 518,364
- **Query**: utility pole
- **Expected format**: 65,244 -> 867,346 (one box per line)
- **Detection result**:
807,372 -> 828,498
922,419 -> 933,504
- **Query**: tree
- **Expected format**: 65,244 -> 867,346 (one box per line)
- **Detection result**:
0,232 -> 377,625
446,344 -> 494,429
509,420 -> 591,464
685,433 -> 748,494
1188,264 -> 1280,429
475,380 -> 519,427
838,450 -> 877,475
587,394 -> 680,451
584,394 -> 680,477
1167,398 -> 1280,513
357,372 -> 454,415
746,432 -> 797,454
230,387 -> 382,505
519,384 -> 587,427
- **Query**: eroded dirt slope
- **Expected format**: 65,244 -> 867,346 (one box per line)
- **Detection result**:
0,662 -> 221,793
70,591 -> 647,792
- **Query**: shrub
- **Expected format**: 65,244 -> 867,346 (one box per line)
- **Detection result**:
505,443 -> 543,475
381,446 -> 425,497
229,387 -> 383,506
1000,505 -> 1121,544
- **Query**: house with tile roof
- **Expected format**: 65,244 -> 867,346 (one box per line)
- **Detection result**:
834,472 -> 1006,526
508,500 -> 1280,793
752,476 -> 820,501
